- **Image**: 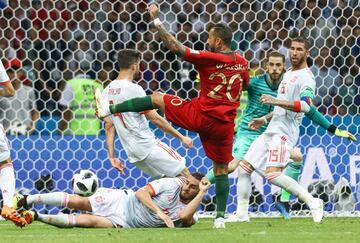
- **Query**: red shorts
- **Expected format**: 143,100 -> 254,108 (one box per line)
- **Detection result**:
163,95 -> 234,164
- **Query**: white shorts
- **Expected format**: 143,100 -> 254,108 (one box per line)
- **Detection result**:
243,133 -> 293,175
134,140 -> 186,179
0,124 -> 10,162
88,188 -> 131,228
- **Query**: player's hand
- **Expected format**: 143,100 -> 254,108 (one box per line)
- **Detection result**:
334,129 -> 357,142
248,117 -> 266,130
180,136 -> 193,149
147,4 -> 159,20
109,157 -> 125,174
157,211 -> 175,228
260,94 -> 277,105
199,178 -> 211,193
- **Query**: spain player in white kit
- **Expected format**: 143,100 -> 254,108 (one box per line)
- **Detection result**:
237,37 -> 324,223
99,49 -> 191,178
14,173 -> 210,228
0,60 -> 28,226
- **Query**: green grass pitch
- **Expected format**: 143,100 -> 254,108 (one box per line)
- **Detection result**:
1,218 -> 359,243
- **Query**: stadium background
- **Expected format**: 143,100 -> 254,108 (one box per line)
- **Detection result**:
0,0 -> 359,216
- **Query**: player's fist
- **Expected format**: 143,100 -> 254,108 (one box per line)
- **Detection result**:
147,4 -> 159,20
334,129 -> 357,142
109,157 -> 125,174
248,117 -> 267,130
199,178 -> 211,193
180,136 -> 193,149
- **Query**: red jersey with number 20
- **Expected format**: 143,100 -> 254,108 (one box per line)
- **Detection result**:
184,47 -> 250,122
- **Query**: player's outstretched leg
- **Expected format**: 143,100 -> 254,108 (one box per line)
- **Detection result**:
266,167 -> 323,223
225,161 -> 253,223
15,192 -> 92,212
213,163 -> 229,229
95,88 -> 165,119
276,149 -> 303,219
0,160 -> 27,227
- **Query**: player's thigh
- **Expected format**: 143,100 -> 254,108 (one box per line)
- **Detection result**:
243,133 -> 268,175
141,140 -> 186,178
75,214 -> 114,228
0,125 -> 11,164
162,94 -> 200,132
266,134 -> 292,169
67,195 -> 92,211
134,160 -> 164,179
88,188 -> 129,227
232,134 -> 258,161
151,92 -> 166,111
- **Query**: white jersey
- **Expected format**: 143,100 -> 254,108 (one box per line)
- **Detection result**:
265,68 -> 316,146
102,79 -> 156,162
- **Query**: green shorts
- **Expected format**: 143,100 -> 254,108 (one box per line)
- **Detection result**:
232,134 -> 259,160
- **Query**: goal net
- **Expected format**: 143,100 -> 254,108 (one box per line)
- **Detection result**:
0,0 -> 359,217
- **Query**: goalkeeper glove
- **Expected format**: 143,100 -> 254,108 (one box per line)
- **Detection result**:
334,128 -> 357,142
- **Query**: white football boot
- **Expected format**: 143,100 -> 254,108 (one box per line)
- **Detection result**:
309,198 -> 324,223
213,217 -> 226,229
225,213 -> 250,223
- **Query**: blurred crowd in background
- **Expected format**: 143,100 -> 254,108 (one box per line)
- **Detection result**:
0,0 -> 358,135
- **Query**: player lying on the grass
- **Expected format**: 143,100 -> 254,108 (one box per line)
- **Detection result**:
0,60 -> 28,227
205,51 -> 356,221
100,49 -> 192,179
95,4 -> 250,229
14,173 -> 210,228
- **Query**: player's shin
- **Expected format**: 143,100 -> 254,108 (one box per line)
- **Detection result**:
235,165 -> 252,217
37,213 -> 76,228
267,172 -> 313,204
280,160 -> 302,202
109,96 -> 154,114
0,163 -> 16,207
26,192 -> 70,207
214,168 -> 229,219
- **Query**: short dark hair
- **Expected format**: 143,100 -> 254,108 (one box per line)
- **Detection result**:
267,51 -> 285,63
118,49 -> 141,69
191,172 -> 205,181
209,23 -> 233,47
291,36 -> 311,50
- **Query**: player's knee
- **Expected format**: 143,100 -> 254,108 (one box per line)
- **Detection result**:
151,92 -> 164,106
239,160 -> 254,174
68,194 -> 92,211
213,163 -> 228,175
265,167 -> 283,182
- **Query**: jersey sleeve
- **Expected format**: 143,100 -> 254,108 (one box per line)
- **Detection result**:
0,61 -> 10,84
147,178 -> 183,196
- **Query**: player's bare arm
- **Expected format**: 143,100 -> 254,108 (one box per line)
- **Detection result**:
135,185 -> 175,228
147,4 -> 185,59
0,82 -> 15,97
180,178 -> 210,227
104,117 -> 125,174
260,94 -> 312,113
145,110 -> 193,148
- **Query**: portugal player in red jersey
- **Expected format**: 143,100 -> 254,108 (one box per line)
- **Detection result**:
95,4 -> 250,228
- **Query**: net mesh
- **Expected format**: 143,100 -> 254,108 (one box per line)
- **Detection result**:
0,0 -> 359,216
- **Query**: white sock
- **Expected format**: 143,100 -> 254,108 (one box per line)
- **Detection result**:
235,164 -> 252,217
0,164 -> 16,207
27,192 -> 69,207
267,172 -> 314,204
37,213 -> 76,228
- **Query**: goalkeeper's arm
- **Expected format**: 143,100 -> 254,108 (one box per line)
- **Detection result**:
305,105 -> 356,141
